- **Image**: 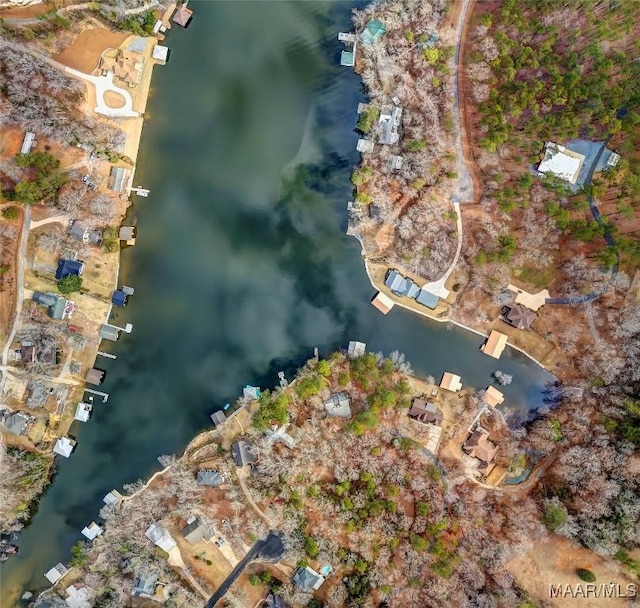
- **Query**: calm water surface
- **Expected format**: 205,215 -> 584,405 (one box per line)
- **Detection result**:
1,2 -> 551,604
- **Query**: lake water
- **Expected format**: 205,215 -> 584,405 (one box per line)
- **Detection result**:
0,2 -> 551,604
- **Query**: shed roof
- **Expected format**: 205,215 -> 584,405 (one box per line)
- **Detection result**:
481,330 -> 508,359
21,132 -> 35,155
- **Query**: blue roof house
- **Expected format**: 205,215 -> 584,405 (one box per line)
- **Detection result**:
360,19 -> 386,45
55,259 -> 84,280
111,290 -> 128,307
416,288 -> 440,309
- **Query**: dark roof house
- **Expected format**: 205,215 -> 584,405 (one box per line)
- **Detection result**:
20,342 -> 36,364
55,259 -> 84,280
408,399 -> 443,425
504,303 -> 537,330
293,566 -> 325,591
232,440 -> 257,467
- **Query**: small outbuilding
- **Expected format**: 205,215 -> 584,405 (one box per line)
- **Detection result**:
99,325 -> 120,341
44,562 -> 69,585
356,138 -> 375,153
360,19 -> 386,46
210,410 -> 227,427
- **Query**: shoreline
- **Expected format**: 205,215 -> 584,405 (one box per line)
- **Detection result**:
350,230 -> 551,372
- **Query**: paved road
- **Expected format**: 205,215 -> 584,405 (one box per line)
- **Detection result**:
204,531 -> 285,608
0,206 -> 31,395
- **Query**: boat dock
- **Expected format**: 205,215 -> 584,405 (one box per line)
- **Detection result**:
338,32 -> 357,67
97,351 -> 116,359
131,187 -> 150,197
84,388 -> 109,403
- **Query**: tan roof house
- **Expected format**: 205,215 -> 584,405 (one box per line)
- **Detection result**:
481,330 -> 508,359
483,386 -> 504,407
439,372 -> 462,392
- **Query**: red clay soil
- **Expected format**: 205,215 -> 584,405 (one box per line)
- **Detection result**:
53,28 -> 129,73
0,2 -> 51,19
0,126 -> 24,161
0,206 -> 22,338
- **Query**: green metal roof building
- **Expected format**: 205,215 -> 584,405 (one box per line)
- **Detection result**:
360,19 -> 386,45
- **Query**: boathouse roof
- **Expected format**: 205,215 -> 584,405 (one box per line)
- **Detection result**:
360,19 -> 386,45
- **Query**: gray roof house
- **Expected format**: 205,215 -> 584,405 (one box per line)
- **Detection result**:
293,566 -> 325,591
3,412 -> 30,435
131,568 -> 158,597
232,440 -> 257,467
324,393 -> 352,418
69,222 -> 102,246
181,516 -> 214,544
197,469 -> 224,487
32,292 -> 68,320
109,166 -> 128,192
384,270 -> 419,298
378,105 -> 402,145
145,522 -> 176,553
210,410 -> 227,427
